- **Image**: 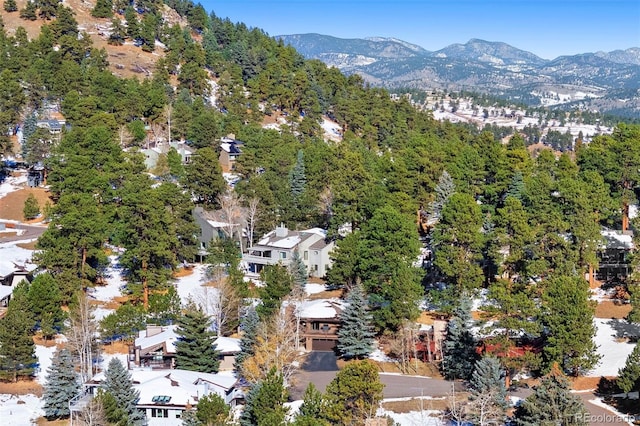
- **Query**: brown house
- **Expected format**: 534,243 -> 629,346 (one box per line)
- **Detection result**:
218,135 -> 244,173
298,299 -> 344,351
128,325 -> 178,370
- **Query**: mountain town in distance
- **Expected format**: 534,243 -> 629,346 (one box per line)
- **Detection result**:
0,0 -> 639,425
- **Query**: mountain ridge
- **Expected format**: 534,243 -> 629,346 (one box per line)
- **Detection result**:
276,34 -> 640,117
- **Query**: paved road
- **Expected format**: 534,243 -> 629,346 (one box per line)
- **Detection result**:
0,223 -> 46,243
293,353 -> 634,424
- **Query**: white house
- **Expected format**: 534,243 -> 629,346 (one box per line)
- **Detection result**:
85,369 -> 242,426
243,224 -> 334,278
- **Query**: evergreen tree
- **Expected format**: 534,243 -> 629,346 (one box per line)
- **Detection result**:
19,0 -> 37,20
289,249 -> 307,291
0,281 -> 37,382
239,368 -> 288,426
290,149 -> 307,200
102,358 -> 144,425
175,301 -> 220,373
27,273 -> 65,339
427,169 -> 455,222
256,264 -> 293,319
124,6 -> 139,40
515,366 -> 588,425
108,17 -> 126,45
467,356 -> 507,426
38,0 -> 59,20
91,0 -> 112,18
23,193 -> 40,220
194,393 -> 230,426
617,342 -> 640,394
293,383 -> 329,425
542,275 -> 600,375
323,360 -> 384,426
184,147 -> 226,207
336,283 -> 375,360
3,0 -> 17,12
441,295 -> 477,380
43,348 -> 80,420
234,306 -> 259,375
22,113 -> 37,142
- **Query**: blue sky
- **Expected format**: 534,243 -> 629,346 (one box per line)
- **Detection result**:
200,0 -> 640,59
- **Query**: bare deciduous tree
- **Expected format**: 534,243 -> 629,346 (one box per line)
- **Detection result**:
246,197 -> 260,247
194,266 -> 242,336
66,294 -> 99,384
240,307 -> 301,385
214,190 -> 246,252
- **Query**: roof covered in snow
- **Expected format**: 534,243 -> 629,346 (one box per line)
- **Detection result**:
601,229 -> 634,250
298,298 -> 344,319
214,336 -> 241,354
135,325 -> 179,354
253,226 -> 326,251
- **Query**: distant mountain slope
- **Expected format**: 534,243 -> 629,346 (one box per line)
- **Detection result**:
277,34 -> 640,117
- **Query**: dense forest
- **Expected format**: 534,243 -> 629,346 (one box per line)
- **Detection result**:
0,0 -> 639,424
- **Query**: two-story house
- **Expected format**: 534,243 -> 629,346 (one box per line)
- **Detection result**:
243,224 -> 334,278
218,135 -> 244,173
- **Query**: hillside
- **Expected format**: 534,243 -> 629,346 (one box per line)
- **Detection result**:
0,0 -> 179,79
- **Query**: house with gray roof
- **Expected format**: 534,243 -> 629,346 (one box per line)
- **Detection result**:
243,224 -> 334,278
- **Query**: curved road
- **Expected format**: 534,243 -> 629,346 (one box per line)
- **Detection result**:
0,223 -> 47,243
293,352 -> 634,425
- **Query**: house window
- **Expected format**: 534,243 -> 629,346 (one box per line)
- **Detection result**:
303,251 -> 308,260
312,322 -> 320,331
280,252 -> 287,260
313,264 -> 318,272
151,408 -> 168,418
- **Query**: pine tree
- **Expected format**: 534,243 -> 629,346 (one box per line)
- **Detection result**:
234,307 -> 259,376
542,275 -> 600,375
22,113 -> 37,142
19,0 -> 37,20
617,342 -> 640,393
108,17 -> 126,45
257,264 -> 293,319
515,366 -> 588,425
290,149 -> 307,200
194,393 -> 230,426
91,0 -> 112,18
27,273 -> 65,339
101,358 -> 145,425
323,360 -> 384,425
441,295 -> 477,380
239,367 -> 288,426
467,356 -> 507,426
43,349 -> 81,420
3,0 -> 17,12
23,193 -> 40,219
175,301 -> 220,373
289,249 -> 307,290
427,169 -> 455,222
293,383 -> 329,425
336,283 -> 375,360
0,281 -> 37,382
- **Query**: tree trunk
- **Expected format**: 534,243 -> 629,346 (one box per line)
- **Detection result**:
142,259 -> 148,310
623,202 -> 630,232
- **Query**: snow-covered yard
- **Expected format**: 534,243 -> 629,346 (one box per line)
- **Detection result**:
589,318 -> 636,377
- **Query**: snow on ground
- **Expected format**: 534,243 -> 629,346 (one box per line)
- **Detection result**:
588,398 -> 635,425
321,117 -> 343,142
35,344 -> 57,385
0,394 -> 43,426
91,254 -> 126,303
305,283 -> 326,295
0,172 -> 27,198
0,240 -> 35,265
377,406 -> 445,426
174,263 -> 209,304
369,348 -> 393,362
589,318 -> 637,377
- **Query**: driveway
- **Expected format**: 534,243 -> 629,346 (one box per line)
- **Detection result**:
0,223 -> 46,243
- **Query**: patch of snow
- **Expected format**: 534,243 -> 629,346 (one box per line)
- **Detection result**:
587,398 -> 635,425
369,348 -> 392,362
377,405 -> 446,425
35,344 -> 57,385
0,393 -> 43,425
174,263 -> 209,305
589,318 -> 636,377
0,172 -> 28,198
92,255 -> 125,303
305,283 -> 326,295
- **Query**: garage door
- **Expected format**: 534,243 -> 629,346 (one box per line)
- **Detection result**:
312,339 -> 336,351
